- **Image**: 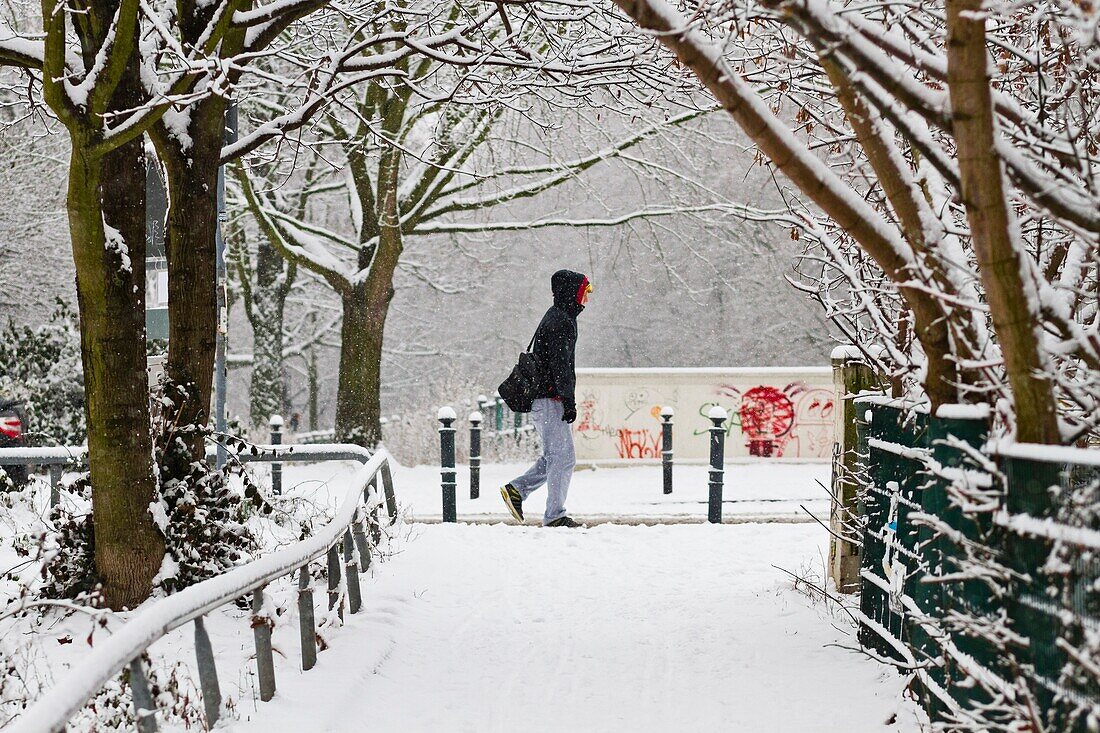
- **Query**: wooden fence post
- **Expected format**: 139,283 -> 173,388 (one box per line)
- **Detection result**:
829,347 -> 879,593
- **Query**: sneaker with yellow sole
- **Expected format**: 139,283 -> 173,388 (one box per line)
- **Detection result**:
500,484 -> 524,522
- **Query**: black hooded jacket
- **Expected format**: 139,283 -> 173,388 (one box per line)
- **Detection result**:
531,269 -> 586,410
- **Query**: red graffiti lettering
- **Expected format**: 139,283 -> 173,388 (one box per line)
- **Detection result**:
617,428 -> 661,459
576,398 -> 602,434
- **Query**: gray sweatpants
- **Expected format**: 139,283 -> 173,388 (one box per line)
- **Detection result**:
509,398 -> 575,525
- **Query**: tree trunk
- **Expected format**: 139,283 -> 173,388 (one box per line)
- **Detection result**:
335,112 -> 405,448
335,285 -> 388,447
307,344 -> 319,431
818,55 -> 981,407
157,98 -> 226,451
248,236 -> 288,428
68,121 -> 163,608
945,0 -> 1061,443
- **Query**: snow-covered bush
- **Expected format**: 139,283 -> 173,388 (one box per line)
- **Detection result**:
39,440 -> 262,600
0,300 -> 85,447
40,477 -> 97,601
0,633 -> 206,732
152,424 -> 260,594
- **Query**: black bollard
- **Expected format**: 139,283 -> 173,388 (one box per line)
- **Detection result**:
707,406 -> 728,523
469,411 -> 482,500
269,414 -> 283,496
660,406 -> 674,495
438,406 -> 457,522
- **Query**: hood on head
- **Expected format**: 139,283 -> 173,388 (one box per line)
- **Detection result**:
551,269 -> 588,315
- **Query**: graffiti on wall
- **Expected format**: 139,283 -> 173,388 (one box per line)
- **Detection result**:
573,376 -> 835,461
569,371 -> 837,461
695,382 -> 835,458
617,428 -> 662,459
576,390 -> 672,460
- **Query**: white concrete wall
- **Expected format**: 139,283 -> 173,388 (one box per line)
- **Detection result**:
573,368 -> 835,463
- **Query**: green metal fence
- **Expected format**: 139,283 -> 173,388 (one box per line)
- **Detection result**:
477,395 -> 534,439
856,399 -> 1099,732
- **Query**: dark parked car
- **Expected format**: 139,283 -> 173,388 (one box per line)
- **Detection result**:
0,398 -> 28,485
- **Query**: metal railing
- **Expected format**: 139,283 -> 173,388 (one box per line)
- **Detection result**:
296,428 -> 337,444
9,443 -> 398,733
0,446 -> 88,507
476,394 -> 534,438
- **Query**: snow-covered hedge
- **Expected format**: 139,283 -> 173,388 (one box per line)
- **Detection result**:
0,301 -> 85,447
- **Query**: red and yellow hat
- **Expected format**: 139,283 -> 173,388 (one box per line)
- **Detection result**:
576,276 -> 593,304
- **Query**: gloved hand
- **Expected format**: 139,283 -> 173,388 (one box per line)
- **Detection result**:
562,405 -> 577,424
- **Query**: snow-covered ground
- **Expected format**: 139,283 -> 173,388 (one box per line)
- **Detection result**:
224,521 -> 924,733
2,461 -> 922,732
385,460 -> 831,523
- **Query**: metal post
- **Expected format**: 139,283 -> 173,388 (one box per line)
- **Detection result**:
252,586 -> 276,702
660,407 -> 674,495
297,566 -> 317,671
380,461 -> 398,524
269,414 -> 283,496
707,406 -> 728,524
438,407 -> 457,523
327,545 -> 342,619
494,395 -> 504,432
48,464 -> 62,508
194,616 -> 222,728
469,411 -> 482,500
369,501 -> 382,545
364,476 -> 382,546
352,512 -> 371,573
344,528 -> 362,614
129,656 -> 158,733
214,105 -> 237,471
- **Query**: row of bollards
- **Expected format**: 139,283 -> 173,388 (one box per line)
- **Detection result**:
437,404 -> 730,524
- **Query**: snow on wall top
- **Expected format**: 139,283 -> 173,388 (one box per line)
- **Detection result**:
577,367 -> 830,377
934,404 -> 992,421
829,345 -> 864,360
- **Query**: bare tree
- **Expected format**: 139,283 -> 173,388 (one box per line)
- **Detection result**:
0,0 -> 668,605
233,77 -> 753,445
611,0 -> 1098,444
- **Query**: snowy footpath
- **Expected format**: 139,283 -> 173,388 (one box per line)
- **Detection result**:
390,461 -> 832,523
225,521 -> 924,733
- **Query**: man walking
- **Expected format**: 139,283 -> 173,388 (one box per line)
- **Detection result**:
500,269 -> 592,527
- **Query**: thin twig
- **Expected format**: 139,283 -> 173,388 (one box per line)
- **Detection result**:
771,564 -> 861,626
